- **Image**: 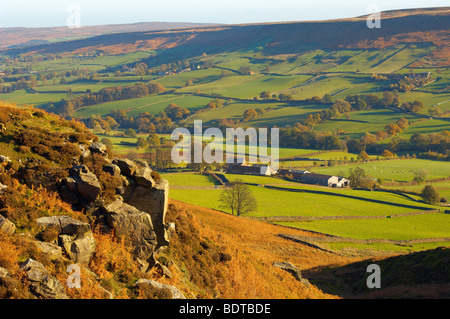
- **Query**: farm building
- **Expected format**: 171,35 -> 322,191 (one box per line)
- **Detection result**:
300,173 -> 349,188
227,163 -> 277,176
279,169 -> 349,188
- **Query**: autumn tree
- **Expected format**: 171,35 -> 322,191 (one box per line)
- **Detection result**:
219,179 -> 257,216
381,149 -> 394,158
358,150 -> 370,162
243,109 -> 257,121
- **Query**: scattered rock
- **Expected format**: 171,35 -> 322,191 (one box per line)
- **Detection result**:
69,165 -> 102,202
36,215 -> 91,235
133,279 -> 185,299
113,158 -> 137,176
36,215 -> 96,266
103,164 -> 121,177
0,267 -> 10,278
0,155 -> 11,163
0,215 -> 16,235
273,261 -> 303,281
89,142 -> 108,156
20,259 -> 68,299
34,241 -> 63,260
0,182 -> 7,193
60,232 -> 96,265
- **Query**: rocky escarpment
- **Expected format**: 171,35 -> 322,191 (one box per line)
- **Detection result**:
56,142 -> 173,275
0,141 -> 177,299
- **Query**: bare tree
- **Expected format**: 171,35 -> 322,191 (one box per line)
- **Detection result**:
219,179 -> 257,216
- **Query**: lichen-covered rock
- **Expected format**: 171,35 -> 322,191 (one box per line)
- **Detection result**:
0,267 -> 10,278
20,259 -> 68,299
34,241 -> 63,260
69,165 -> 101,202
89,142 -> 108,156
102,199 -> 157,265
36,215 -> 96,266
60,232 -> 96,265
103,164 -> 121,177
36,215 -> 91,235
133,279 -> 185,299
0,215 -> 15,235
113,158 -> 137,176
125,178 -> 170,247
133,166 -> 155,188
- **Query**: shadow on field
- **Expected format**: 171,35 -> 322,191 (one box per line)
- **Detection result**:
304,247 -> 450,299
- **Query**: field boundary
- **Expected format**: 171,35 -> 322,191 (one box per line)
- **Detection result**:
249,184 -> 435,211
253,209 -> 439,222
279,233 -> 450,245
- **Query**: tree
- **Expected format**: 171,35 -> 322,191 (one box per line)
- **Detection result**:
429,106 -> 443,118
348,167 -> 372,189
219,179 -> 257,216
260,91 -> 271,100
413,169 -> 429,184
421,185 -> 440,204
243,108 -> 257,121
125,128 -> 137,138
381,149 -> 394,158
147,133 -> 160,146
239,66 -> 252,75
358,150 -> 370,162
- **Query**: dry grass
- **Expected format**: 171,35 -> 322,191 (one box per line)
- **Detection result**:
167,199 -> 361,299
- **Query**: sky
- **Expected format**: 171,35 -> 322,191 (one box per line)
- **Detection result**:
0,0 -> 448,28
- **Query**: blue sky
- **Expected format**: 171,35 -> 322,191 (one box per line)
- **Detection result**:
0,0 -> 448,27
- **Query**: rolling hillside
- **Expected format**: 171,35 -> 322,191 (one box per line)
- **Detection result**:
0,22 -> 219,50
3,7 -> 449,66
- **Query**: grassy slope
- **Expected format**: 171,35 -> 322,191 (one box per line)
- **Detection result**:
168,200 -> 357,299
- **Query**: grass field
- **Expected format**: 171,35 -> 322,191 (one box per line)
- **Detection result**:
387,181 -> 450,201
168,186 -> 431,218
74,94 -> 212,117
278,212 -> 450,240
311,158 -> 450,182
313,108 -> 419,139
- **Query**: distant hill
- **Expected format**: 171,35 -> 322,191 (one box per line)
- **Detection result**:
0,22 -> 219,49
2,7 -> 449,67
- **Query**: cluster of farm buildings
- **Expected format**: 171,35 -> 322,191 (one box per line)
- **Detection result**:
226,163 -> 350,188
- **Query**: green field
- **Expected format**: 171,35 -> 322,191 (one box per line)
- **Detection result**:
311,158 -> 450,182
160,172 -> 218,186
313,108 -> 419,139
75,94 -> 212,117
169,185 -> 433,218
278,213 -> 450,240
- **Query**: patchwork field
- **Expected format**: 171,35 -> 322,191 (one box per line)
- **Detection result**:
311,158 -> 450,182
161,171 -> 449,254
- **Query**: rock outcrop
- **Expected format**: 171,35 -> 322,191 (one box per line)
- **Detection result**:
59,165 -> 102,204
133,279 -> 185,299
20,259 -> 68,299
102,199 -> 157,270
273,261 -> 310,286
55,143 -> 171,274
124,178 -> 170,248
36,215 -> 96,266
0,215 -> 15,235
